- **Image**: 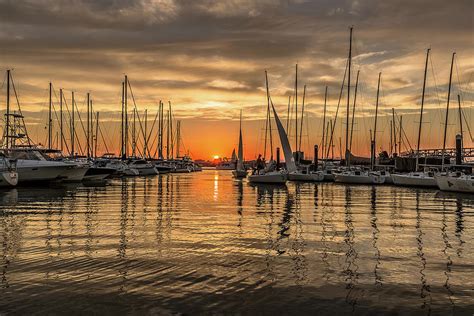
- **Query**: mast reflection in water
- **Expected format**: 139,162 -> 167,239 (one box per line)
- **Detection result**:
0,170 -> 473,314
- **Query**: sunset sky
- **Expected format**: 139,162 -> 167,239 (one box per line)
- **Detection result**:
1,0 -> 473,160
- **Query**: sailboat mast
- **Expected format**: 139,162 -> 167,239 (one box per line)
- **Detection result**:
345,26 -> 353,166
71,91 -> 75,157
120,81 -> 124,157
95,112 -> 99,158
399,115 -> 402,154
441,52 -> 455,169
166,108 -> 170,160
132,108 -> 136,157
60,88 -> 63,152
169,102 -> 174,159
372,72 -> 381,170
176,120 -> 180,158
286,95 -> 291,132
264,70 -> 271,160
86,92 -> 90,158
457,94 -> 463,149
321,86 -> 328,160
160,101 -> 164,159
389,120 -> 393,156
324,121 -> 330,160
90,99 -> 94,156
124,75 -> 129,158
295,64 -> 298,152
349,70 -> 359,160
330,119 -> 334,159
5,70 -> 10,149
144,109 -> 148,158
392,108 -> 397,155
48,82 -> 53,149
298,84 -> 306,154
416,48 -> 430,171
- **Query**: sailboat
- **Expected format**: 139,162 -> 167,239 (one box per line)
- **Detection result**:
333,28 -> 386,185
271,98 -> 323,182
434,53 -> 473,194
435,171 -> 474,193
392,49 -> 437,188
233,111 -> 247,178
248,71 -> 287,184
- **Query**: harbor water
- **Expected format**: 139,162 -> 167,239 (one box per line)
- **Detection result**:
0,170 -> 473,314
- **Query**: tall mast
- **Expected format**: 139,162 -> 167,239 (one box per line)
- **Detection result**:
124,75 -> 129,158
389,120 -> 393,156
399,115 -> 402,154
90,98 -> 93,157
457,94 -> 463,150
264,70 -> 273,160
60,88 -> 63,152
345,26 -> 353,166
324,121 -> 330,160
321,86 -> 328,160
121,81 -> 124,158
286,95 -> 291,132
71,91 -> 75,157
166,109 -> 169,160
5,70 -> 10,149
298,84 -> 306,154
372,72 -> 381,170
132,108 -> 136,157
159,101 -> 164,159
144,109 -> 148,158
176,120 -> 180,158
295,64 -> 298,152
349,70 -> 360,162
169,101 -> 174,159
441,52 -> 455,169
329,119 -> 334,159
48,82 -> 53,149
416,49 -> 430,171
392,108 -> 397,155
86,92 -> 90,158
95,112 -> 99,158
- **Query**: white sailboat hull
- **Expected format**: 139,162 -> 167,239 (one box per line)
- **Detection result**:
0,171 -> 18,187
392,173 -> 437,187
335,172 -> 385,184
248,171 -> 287,184
288,171 -> 324,182
435,174 -> 474,193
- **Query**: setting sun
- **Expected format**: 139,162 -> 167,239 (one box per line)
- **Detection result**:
213,155 -> 220,160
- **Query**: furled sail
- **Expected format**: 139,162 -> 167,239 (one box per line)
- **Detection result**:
270,101 -> 297,173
